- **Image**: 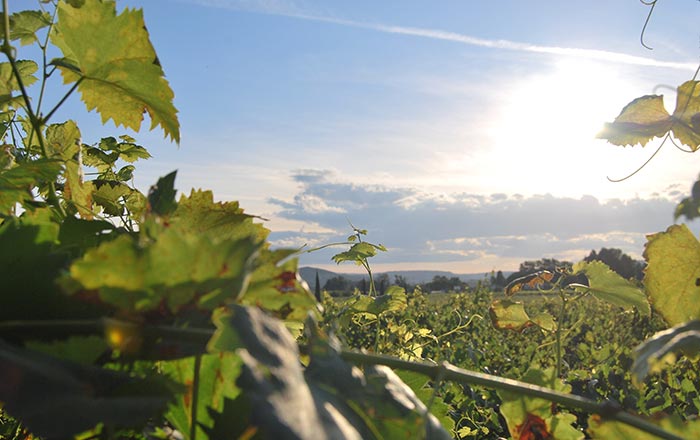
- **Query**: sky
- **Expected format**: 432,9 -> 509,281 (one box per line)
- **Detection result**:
37,0 -> 700,273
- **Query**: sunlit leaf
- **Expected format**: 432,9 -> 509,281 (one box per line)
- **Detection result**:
51,0 -> 179,142
573,260 -> 650,315
598,95 -> 672,146
670,81 -> 700,150
489,299 -> 553,332
599,81 -> 700,150
332,241 -> 386,265
643,224 -> 700,325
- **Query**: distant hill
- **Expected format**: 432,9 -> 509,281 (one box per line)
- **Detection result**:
299,266 -> 511,290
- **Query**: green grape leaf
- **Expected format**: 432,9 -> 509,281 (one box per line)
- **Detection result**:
0,10 -> 52,46
344,286 -> 408,318
489,299 -> 554,332
332,241 -> 386,265
573,260 -> 650,315
643,224 -> 700,325
588,413 -> 700,439
45,120 -> 81,160
670,81 -> 700,150
0,159 -> 62,213
92,180 -> 131,216
631,320 -> 700,386
64,158 -> 94,218
0,340 -> 176,438
51,0 -> 179,142
147,170 -> 177,216
171,189 -> 268,243
66,229 -> 259,313
499,367 -> 584,440
161,353 -> 243,439
598,95 -> 672,146
18,207 -> 61,244
116,164 -> 135,181
118,142 -> 151,162
240,253 -> 318,330
0,60 -> 38,95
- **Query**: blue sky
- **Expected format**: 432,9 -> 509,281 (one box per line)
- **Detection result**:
43,1 -> 700,273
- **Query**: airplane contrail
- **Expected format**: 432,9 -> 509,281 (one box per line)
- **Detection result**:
191,0 -> 698,71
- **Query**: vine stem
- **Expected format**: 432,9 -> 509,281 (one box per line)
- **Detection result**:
340,350 -> 684,440
0,0 -> 65,218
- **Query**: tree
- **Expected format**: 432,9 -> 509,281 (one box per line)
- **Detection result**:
376,273 -> 389,295
493,270 -> 507,289
324,276 -> 351,294
314,271 -> 322,301
393,274 -> 411,291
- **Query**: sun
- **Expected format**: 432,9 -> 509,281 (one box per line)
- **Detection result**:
481,58 -> 654,198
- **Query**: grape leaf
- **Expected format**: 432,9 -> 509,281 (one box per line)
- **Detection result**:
670,81 -> 700,149
573,261 -> 650,315
0,60 -> 38,94
599,81 -> 700,150
171,189 -> 268,243
92,180 -> 131,216
0,10 -> 52,46
345,285 -> 407,318
51,0 -> 179,142
489,299 -> 554,332
0,159 -> 62,213
598,95 -> 672,146
160,353 -> 243,440
499,367 -> 584,440
147,170 -> 177,216
66,229 -> 259,313
45,120 -> 95,218
643,224 -> 700,325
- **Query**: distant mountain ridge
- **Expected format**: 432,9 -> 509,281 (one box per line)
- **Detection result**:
299,266 -> 512,289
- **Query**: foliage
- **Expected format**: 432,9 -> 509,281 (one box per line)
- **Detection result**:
1,1 -> 700,439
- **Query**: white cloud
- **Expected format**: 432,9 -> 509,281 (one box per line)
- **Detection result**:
268,171 -> 679,271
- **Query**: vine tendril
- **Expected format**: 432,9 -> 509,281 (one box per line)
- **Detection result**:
639,0 -> 657,50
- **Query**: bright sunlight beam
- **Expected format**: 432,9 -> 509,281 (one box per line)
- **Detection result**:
475,58 -> 672,199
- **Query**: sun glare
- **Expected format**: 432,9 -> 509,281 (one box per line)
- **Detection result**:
481,58 -> 652,198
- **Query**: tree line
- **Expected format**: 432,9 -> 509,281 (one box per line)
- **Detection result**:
319,247 -> 644,296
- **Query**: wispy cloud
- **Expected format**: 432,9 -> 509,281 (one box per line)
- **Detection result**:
188,0 -> 697,71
